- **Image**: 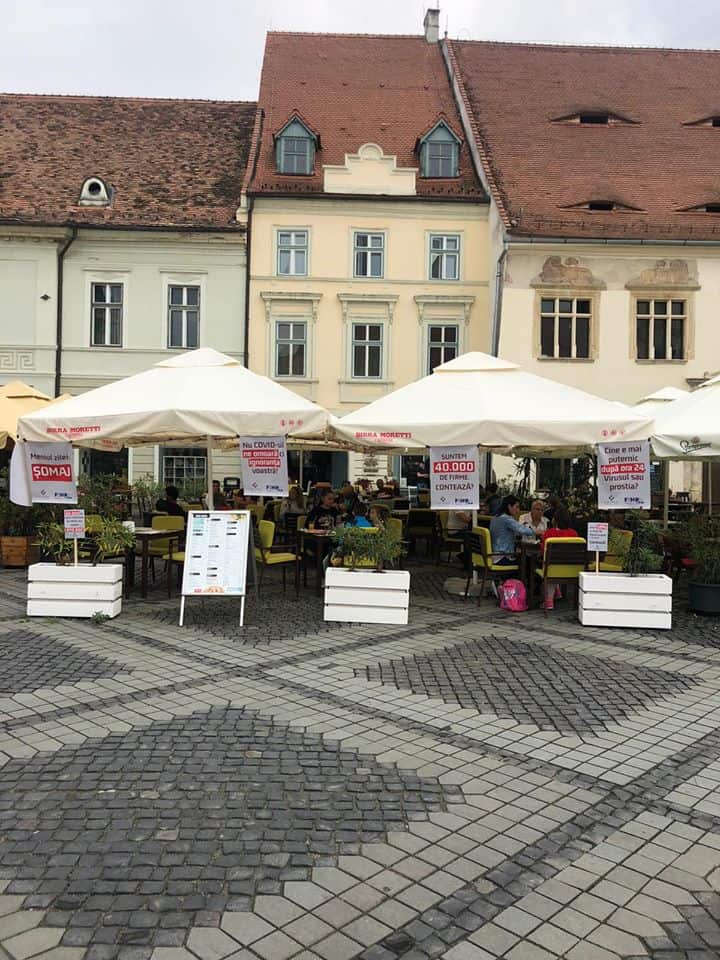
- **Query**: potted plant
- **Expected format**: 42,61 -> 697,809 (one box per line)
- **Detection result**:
324,525 -> 409,624
579,516 -> 672,629
687,515 -> 720,614
28,518 -> 135,619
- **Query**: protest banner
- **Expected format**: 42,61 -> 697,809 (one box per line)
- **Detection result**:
597,439 -> 651,510
25,442 -> 77,504
429,445 -> 480,509
240,437 -> 289,497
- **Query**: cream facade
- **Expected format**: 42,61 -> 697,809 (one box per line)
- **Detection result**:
0,225 -> 247,485
248,149 -> 490,480
495,242 -> 718,494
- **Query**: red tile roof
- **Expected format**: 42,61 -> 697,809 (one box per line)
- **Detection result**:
251,32 -> 485,201
0,94 -> 257,230
449,39 -> 720,240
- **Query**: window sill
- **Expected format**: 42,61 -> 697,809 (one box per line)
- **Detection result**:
275,274 -> 309,280
273,376 -> 319,383
90,344 -> 123,349
536,356 -> 595,362
635,358 -> 688,364
338,378 -> 393,385
351,277 -> 386,282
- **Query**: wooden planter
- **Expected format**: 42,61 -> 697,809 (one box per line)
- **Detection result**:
579,571 -> 672,630
27,563 -> 123,619
324,568 -> 410,625
1,536 -> 38,568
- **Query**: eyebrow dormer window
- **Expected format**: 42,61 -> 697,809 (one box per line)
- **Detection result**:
275,118 -> 316,175
587,201 -> 615,211
419,121 -> 460,178
79,176 -> 111,206
579,113 -> 609,125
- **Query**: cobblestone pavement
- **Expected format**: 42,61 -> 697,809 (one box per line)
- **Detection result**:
1,565 -> 720,960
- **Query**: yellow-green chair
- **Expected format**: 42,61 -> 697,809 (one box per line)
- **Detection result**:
539,537 -> 587,616
254,519 -> 297,591
465,525 -> 519,604
386,516 -> 407,568
438,511 -> 465,563
599,529 -> 632,572
138,515 -> 184,581
162,547 -> 185,596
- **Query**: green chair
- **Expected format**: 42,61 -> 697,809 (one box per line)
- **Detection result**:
254,519 -> 297,590
539,537 -> 587,615
465,525 -> 519,604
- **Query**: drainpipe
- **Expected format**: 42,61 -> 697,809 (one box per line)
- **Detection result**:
243,199 -> 253,367
54,226 -> 77,397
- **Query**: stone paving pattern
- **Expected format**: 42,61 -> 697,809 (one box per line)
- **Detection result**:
0,565 -> 719,960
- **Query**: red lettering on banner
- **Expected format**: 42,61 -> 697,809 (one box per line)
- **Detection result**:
600,463 -> 646,476
432,461 -> 475,474
30,464 -> 72,482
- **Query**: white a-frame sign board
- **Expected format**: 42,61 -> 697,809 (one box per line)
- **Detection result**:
180,510 -> 255,627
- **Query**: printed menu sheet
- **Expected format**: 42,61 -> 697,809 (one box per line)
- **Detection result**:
181,511 -> 250,596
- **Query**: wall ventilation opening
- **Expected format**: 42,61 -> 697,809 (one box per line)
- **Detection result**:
79,177 -> 111,206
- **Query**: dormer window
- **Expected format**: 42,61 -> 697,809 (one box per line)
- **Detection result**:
275,118 -> 317,175
683,202 -> 720,213
685,116 -> 720,127
563,199 -> 641,213
552,110 -> 637,126
79,176 -> 111,206
579,113 -> 609,125
587,201 -> 615,211
419,121 -> 460,178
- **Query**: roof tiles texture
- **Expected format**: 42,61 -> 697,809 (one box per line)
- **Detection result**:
251,32 -> 484,200
450,39 -> 720,240
0,94 -> 257,230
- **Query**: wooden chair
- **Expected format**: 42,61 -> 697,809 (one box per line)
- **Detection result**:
539,537 -> 587,616
599,529 -> 632,573
465,526 -> 519,604
254,519 -> 297,591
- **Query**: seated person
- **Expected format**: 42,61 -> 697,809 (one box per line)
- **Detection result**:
540,507 -> 579,610
519,500 -> 548,538
345,503 -> 373,528
338,481 -> 359,515
279,486 -> 305,517
155,485 -> 187,521
232,488 -> 249,509
489,496 -> 534,564
368,505 -> 386,528
307,490 -> 340,530
374,478 -> 393,500
484,483 -> 503,516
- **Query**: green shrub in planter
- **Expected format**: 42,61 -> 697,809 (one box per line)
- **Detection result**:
331,524 -> 401,571
622,515 -> 663,576
36,518 -> 135,565
687,515 -> 720,613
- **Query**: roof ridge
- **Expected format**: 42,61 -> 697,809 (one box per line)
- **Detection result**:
451,37 -> 720,56
444,38 -> 510,228
0,91 -> 256,106
267,30 -> 423,40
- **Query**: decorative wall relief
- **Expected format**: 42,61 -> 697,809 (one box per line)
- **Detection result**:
626,259 -> 700,289
0,350 -> 35,371
531,256 -> 605,289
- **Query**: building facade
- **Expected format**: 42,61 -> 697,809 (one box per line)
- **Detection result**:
0,93 -> 256,485
247,25 -> 489,485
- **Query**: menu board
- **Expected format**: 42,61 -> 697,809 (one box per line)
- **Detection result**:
181,510 -> 250,601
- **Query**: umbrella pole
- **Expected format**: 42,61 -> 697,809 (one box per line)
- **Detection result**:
299,450 -> 304,491
663,464 -> 670,529
709,464 -> 714,517
207,438 -> 214,510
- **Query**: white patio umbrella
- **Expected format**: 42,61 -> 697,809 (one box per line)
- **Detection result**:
331,352 -> 653,452
651,376 -> 720,516
16,348 -> 332,506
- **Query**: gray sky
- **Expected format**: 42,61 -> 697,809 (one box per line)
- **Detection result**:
1,0 -> 717,101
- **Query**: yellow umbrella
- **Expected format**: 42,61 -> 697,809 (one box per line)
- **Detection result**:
0,381 -> 67,448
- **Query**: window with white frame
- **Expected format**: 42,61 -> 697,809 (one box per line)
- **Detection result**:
429,235 -> 460,280
427,324 -> 459,373
168,285 -> 200,349
351,323 -> 383,378
91,282 -> 123,347
539,296 -> 592,359
635,298 -> 686,360
275,321 -> 307,377
277,230 -> 308,276
162,447 -> 207,487
353,233 -> 384,278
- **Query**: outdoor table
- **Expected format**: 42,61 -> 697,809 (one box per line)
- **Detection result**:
298,529 -> 334,597
130,527 -> 180,599
518,539 -> 541,606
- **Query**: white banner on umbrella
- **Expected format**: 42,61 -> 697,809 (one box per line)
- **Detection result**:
11,441 -> 77,505
429,444 -> 480,509
597,439 -> 651,510
240,436 -> 289,497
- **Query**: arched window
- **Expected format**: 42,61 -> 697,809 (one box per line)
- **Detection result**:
275,118 -> 316,175
419,121 -> 460,178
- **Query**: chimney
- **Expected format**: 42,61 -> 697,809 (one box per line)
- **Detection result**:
423,8 -> 440,43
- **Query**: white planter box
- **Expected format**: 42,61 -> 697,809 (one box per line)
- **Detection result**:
324,568 -> 410,625
27,563 -> 124,619
579,571 -> 672,630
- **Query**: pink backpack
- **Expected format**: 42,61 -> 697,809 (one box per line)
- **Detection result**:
498,579 -> 528,612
